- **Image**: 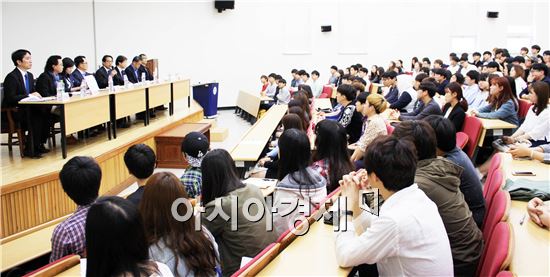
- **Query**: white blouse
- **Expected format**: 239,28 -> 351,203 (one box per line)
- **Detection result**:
335,184 -> 453,276
517,106 -> 550,141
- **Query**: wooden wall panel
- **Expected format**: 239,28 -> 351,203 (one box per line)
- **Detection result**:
0,109 -> 202,238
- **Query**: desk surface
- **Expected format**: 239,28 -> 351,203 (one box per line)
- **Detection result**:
258,221 -> 352,276
501,153 -> 550,276
0,224 -> 57,271
231,105 -> 287,162
313,98 -> 332,111
478,118 -> 517,130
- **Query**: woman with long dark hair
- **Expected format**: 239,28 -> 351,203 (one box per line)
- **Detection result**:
200,149 -> 276,276
442,82 -> 468,131
471,76 -> 519,125
140,172 -> 220,277
312,120 -> 354,192
273,129 -> 327,236
86,196 -> 173,277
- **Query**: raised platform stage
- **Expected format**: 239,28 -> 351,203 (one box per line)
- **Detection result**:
0,99 -> 204,239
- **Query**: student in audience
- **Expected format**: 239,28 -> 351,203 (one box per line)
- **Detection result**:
334,84 -> 363,143
448,56 -> 460,74
36,55 -> 63,97
70,55 -> 91,87
502,81 -> 549,146
424,116 -> 486,228
509,143 -> 550,164
86,196 -> 173,276
179,132 -> 209,199
433,59 -> 444,70
95,55 -> 117,89
124,144 -> 156,206
510,64 -> 527,97
274,78 -> 291,104
2,49 -> 49,158
392,120 -> 483,276
125,56 -> 143,84
297,84 -> 314,99
472,52 -> 483,68
350,93 -> 388,166
273,129 -> 327,235
50,156 -> 101,262
469,72 -> 490,109
531,45 -> 543,62
380,71 -> 399,104
335,136 -> 453,276
259,75 -> 269,94
200,149 -> 277,276
410,57 -> 419,71
114,55 -> 127,86
288,105 -> 310,135
340,74 -> 353,86
61,58 -> 80,93
140,172 -> 220,276
312,120 -> 354,193
392,80 -> 442,121
519,63 -> 550,98
460,57 -> 477,76
310,70 -> 323,97
471,76 -> 519,125
293,91 -> 312,120
482,51 -> 492,66
300,71 -> 312,86
329,65 -> 339,85
544,50 -> 550,68
486,61 -> 503,77
369,65 -> 380,83
442,82 -> 468,131
290,69 -> 299,88
349,65 -> 359,76
390,74 -> 416,112
358,67 -> 371,88
262,73 -> 277,98
432,68 -> 449,95
450,72 -> 465,86
422,57 -> 431,68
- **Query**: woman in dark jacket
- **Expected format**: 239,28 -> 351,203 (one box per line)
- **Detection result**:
442,82 -> 468,131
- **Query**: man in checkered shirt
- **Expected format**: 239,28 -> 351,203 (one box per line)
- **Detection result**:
50,156 -> 101,262
180,132 -> 209,199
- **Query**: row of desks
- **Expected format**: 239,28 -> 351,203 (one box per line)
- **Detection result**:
19,79 -> 190,158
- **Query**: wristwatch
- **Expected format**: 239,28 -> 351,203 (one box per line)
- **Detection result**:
341,210 -> 354,217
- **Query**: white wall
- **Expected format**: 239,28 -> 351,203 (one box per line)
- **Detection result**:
2,0 -> 549,107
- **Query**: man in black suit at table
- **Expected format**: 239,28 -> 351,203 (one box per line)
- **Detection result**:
95,55 -> 117,89
113,55 -> 127,86
124,56 -> 142,84
70,55 -> 92,88
2,49 -> 49,158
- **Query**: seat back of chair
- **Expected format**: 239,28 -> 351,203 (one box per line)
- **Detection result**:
484,154 -> 503,198
23,254 -> 81,277
386,123 -> 395,135
461,115 -> 483,159
231,243 -> 281,277
482,189 -> 510,242
320,86 -> 333,98
456,131 -> 469,149
477,222 -> 513,277
517,99 -> 532,120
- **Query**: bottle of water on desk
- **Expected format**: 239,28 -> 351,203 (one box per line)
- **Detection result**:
141,72 -> 146,85
124,75 -> 130,88
56,81 -> 65,100
80,79 -> 87,97
108,75 -> 114,92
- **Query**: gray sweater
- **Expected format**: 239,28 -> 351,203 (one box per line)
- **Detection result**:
399,98 -> 442,121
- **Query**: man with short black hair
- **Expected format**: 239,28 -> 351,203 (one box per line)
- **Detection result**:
310,70 -> 323,97
520,47 -> 529,57
482,51 -> 492,66
392,120 -> 483,276
335,84 -> 363,143
335,136 -> 453,276
138,53 -> 154,81
290,69 -> 300,88
392,80 -> 442,121
485,61 -> 502,76
472,52 -> 483,68
124,56 -> 143,84
380,71 -> 399,104
432,68 -> 449,95
519,63 -> 550,98
357,67 -> 370,88
448,56 -> 460,74
329,65 -> 339,85
274,78 -> 291,104
95,55 -> 117,89
543,50 -> 550,68
113,55 -> 127,86
531,45 -> 543,62
460,57 -> 477,76
463,70 -> 485,109
71,55 -> 92,87
51,156 -> 102,261
124,144 -> 156,206
349,65 -> 359,76
424,115 -> 486,228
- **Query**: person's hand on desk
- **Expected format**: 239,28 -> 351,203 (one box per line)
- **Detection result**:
502,136 -> 516,144
30,92 -> 42,98
258,157 -> 271,167
527,197 -> 550,228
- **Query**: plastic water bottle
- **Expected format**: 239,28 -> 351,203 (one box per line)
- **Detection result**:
108,75 -> 114,92
124,75 -> 130,88
80,78 -> 87,97
141,72 -> 146,84
56,81 -> 64,100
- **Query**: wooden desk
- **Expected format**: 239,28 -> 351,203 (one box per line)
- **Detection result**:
501,154 -> 550,276
20,92 -> 112,158
231,105 -> 287,169
314,98 -> 332,111
236,90 -> 267,122
257,221 -> 352,276
155,123 -> 211,168
148,83 -> 171,111
171,79 -> 191,112
370,83 -> 384,94
57,262 -> 81,276
477,118 -> 517,147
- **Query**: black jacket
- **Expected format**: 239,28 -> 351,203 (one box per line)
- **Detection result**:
2,68 -> 34,107
95,67 -> 112,89
113,67 -> 125,86
35,72 -> 57,97
443,104 -> 466,131
124,65 -> 140,84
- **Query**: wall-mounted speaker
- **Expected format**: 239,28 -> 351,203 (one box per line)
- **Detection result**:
487,11 -> 499,18
321,25 -> 332,32
215,0 -> 234,13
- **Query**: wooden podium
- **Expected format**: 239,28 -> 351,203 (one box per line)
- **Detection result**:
146,59 -> 159,79
155,123 -> 211,168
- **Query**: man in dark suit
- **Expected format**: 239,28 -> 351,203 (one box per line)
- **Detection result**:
124,56 -> 142,84
2,49 -> 49,158
95,55 -> 117,89
70,56 -> 92,87
113,55 -> 127,86
35,55 -> 63,97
